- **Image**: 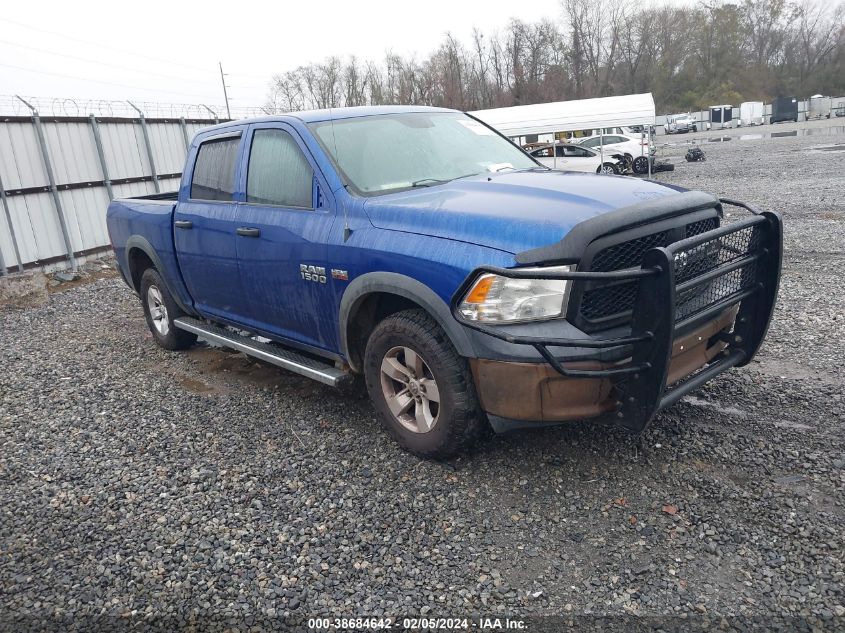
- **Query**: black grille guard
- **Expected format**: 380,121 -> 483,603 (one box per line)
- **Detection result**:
452,199 -> 783,432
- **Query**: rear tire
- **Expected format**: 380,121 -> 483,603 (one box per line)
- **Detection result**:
140,268 -> 197,351
632,156 -> 650,174
363,309 -> 486,459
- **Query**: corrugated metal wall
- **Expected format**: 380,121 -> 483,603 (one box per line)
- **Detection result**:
0,114 -> 214,274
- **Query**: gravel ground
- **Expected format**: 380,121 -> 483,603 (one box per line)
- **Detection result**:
1,125 -> 844,630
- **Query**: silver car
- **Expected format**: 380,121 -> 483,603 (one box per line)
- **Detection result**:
664,114 -> 697,134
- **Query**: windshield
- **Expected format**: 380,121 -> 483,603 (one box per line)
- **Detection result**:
309,112 -> 539,195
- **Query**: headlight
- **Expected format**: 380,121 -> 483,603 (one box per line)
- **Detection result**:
458,267 -> 573,323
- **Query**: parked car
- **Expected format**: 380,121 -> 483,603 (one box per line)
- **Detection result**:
107,106 -> 782,459
577,133 -> 649,160
528,142 -> 622,174
664,114 -> 698,134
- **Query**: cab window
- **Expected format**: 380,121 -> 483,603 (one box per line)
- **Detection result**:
191,136 -> 240,201
246,129 -> 313,208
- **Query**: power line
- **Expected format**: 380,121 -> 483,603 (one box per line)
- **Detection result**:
0,17 -> 214,74
0,16 -> 273,84
0,62 -> 221,100
0,39 -> 221,86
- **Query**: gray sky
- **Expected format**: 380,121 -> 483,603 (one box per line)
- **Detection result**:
1,0 -> 562,112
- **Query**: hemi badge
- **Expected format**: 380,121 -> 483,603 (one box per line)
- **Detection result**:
331,269 -> 349,281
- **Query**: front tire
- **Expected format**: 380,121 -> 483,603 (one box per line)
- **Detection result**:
363,309 -> 486,458
140,268 -> 197,351
598,162 -> 618,175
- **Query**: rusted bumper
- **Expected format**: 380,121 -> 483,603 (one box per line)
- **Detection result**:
470,307 -> 737,426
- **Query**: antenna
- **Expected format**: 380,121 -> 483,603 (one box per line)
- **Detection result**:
328,106 -> 352,242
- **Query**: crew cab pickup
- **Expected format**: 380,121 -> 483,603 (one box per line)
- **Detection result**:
107,106 -> 782,458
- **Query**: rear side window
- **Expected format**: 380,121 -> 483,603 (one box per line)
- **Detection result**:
190,136 -> 240,201
246,129 -> 313,208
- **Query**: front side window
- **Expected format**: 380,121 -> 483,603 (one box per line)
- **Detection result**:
310,112 -> 538,196
246,129 -> 313,208
191,136 -> 240,201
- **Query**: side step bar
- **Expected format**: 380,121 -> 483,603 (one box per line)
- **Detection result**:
174,316 -> 349,387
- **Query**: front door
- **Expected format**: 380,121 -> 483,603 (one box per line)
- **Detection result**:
174,131 -> 246,321
234,124 -> 338,352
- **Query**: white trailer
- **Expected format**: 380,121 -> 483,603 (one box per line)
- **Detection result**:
738,101 -> 764,126
808,95 -> 832,119
709,104 -> 734,129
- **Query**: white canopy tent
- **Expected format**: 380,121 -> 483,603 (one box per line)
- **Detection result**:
471,93 -> 656,175
470,92 -> 656,137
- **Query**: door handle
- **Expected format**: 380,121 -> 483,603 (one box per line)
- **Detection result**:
174,220 -> 193,229
236,227 -> 260,237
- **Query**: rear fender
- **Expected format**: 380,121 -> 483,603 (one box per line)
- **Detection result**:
125,235 -> 197,316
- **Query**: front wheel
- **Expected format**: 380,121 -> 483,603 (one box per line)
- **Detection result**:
363,309 -> 486,458
597,162 -> 618,175
140,268 -> 197,351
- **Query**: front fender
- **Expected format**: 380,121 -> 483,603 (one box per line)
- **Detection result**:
338,271 -> 475,372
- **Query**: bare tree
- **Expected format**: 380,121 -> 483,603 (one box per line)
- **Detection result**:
265,0 -> 845,114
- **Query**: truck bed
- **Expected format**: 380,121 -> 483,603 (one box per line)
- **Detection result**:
128,191 -> 179,201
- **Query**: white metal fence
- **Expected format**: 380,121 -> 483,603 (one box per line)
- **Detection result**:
0,100 -> 219,275
3,94 -> 842,276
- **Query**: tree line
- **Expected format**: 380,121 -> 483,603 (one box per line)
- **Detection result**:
266,0 -> 845,115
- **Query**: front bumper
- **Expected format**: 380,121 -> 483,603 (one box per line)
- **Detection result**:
455,200 -> 782,433
470,306 -> 736,428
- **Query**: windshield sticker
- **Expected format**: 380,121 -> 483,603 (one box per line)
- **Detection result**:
457,119 -> 495,135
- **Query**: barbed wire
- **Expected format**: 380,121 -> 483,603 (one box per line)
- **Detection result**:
0,95 -> 271,119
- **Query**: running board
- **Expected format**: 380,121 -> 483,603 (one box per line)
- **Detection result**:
174,316 -> 349,387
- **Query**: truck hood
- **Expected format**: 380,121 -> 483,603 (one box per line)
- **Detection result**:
363,170 -> 685,255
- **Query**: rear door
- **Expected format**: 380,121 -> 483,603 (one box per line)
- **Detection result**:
234,123 -> 338,351
562,145 -> 599,172
174,130 -> 246,321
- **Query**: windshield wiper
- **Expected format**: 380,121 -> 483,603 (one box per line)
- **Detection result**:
411,178 -> 447,187
411,173 -> 479,188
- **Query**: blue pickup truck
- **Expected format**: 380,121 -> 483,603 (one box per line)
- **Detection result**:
107,105 -> 782,458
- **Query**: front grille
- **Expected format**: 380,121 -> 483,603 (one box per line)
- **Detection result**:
685,217 -> 718,237
576,216 -> 722,329
591,231 -> 670,271
580,281 -> 638,319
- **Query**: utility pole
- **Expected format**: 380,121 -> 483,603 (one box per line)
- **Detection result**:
219,62 -> 231,120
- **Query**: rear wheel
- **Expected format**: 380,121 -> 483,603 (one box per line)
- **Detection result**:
140,268 -> 197,351
363,309 -> 486,458
632,156 -> 650,174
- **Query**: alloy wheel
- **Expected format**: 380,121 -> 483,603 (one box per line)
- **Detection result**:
379,346 -> 440,433
147,285 -> 170,336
